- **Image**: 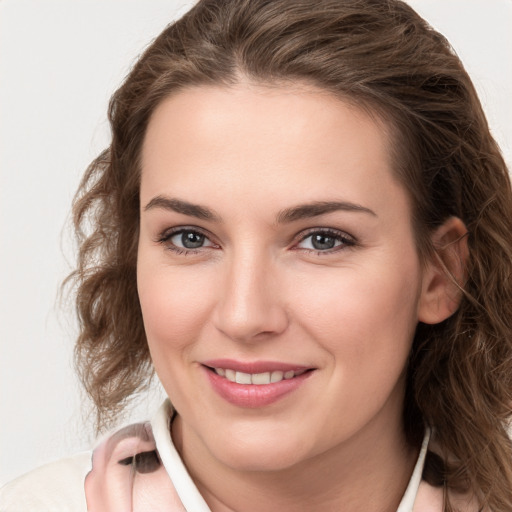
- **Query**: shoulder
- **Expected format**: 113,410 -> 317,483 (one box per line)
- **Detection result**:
0,451 -> 91,512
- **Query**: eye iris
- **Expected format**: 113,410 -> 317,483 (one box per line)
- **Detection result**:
312,233 -> 336,250
181,232 -> 204,249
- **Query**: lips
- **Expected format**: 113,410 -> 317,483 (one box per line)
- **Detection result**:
201,359 -> 315,407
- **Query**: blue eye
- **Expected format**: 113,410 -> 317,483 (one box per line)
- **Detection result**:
297,230 -> 355,252
171,231 -> 208,249
158,228 -> 216,253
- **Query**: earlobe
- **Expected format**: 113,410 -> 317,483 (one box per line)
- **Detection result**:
418,217 -> 469,325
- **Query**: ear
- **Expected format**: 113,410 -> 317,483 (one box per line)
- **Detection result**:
418,217 -> 469,325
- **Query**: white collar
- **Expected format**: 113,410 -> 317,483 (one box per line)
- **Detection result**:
152,400 -> 211,511
397,428 -> 431,512
151,400 -> 430,512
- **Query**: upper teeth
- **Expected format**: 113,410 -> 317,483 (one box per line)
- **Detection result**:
214,368 -> 306,385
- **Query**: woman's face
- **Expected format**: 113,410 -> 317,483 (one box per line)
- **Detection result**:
137,83 -> 430,471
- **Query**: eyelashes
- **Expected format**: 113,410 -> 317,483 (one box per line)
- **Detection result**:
156,226 -> 217,255
155,225 -> 357,256
294,228 -> 356,252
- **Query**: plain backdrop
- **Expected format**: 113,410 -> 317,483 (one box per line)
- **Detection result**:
1,0 -> 511,486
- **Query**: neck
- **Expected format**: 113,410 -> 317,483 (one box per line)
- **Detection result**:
172,411 -> 419,512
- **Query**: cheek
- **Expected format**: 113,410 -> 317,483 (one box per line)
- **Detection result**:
291,261 -> 421,436
137,262 -> 215,352
292,258 -> 421,371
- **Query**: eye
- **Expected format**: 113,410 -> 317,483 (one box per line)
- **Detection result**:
296,229 -> 356,253
157,227 -> 217,253
171,231 -> 211,249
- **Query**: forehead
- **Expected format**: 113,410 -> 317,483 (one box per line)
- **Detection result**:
140,83 -> 407,220
142,82 -> 390,158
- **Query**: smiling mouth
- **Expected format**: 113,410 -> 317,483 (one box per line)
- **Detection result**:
206,367 -> 311,385
202,362 -> 315,407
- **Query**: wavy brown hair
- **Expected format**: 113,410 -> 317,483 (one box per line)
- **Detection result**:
68,0 -> 512,509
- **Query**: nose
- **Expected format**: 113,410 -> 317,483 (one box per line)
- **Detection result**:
213,251 -> 289,342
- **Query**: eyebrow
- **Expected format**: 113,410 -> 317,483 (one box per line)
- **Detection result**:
144,196 -> 221,221
276,201 -> 376,223
144,196 -> 376,223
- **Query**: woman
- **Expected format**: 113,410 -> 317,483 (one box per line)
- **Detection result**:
1,0 -> 511,510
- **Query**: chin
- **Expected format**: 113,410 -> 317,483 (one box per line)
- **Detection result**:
205,427 -> 314,472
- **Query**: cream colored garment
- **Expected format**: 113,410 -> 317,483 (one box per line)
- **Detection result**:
0,452 -> 91,511
0,400 -> 470,511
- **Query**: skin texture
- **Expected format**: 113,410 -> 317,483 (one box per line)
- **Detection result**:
137,83 -> 464,512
